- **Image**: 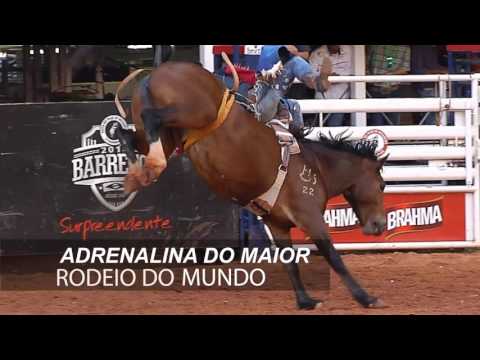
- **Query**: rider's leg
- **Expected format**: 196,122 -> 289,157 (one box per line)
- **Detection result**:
255,84 -> 282,123
325,113 -> 345,127
284,99 -> 304,135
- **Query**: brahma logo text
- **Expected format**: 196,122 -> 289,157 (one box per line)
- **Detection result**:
324,206 -> 359,231
72,115 -> 141,212
325,198 -> 444,237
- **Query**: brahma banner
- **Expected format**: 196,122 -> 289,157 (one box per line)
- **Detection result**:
291,193 -> 466,243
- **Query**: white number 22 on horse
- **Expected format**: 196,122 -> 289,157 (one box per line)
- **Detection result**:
244,45 -> 263,56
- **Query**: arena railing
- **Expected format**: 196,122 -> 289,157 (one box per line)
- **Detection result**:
291,74 -> 480,249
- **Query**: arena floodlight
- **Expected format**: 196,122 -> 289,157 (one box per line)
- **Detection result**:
127,45 -> 153,50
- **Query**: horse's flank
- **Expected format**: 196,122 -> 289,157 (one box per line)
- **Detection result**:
115,59 -> 388,310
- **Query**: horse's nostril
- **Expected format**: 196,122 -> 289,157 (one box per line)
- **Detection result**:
371,219 -> 385,233
376,220 -> 386,232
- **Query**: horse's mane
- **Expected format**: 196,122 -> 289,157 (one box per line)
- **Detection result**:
298,129 -> 379,161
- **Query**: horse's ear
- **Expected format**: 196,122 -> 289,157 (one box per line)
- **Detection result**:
378,153 -> 390,168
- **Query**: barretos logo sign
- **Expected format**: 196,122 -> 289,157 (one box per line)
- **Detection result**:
325,198 -> 444,239
362,129 -> 389,157
72,116 -> 141,212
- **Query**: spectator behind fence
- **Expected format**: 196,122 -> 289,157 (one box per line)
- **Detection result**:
286,45 -> 310,60
217,56 -> 256,97
411,45 -> 448,125
367,45 -> 411,126
472,53 -> 480,73
310,45 -> 353,126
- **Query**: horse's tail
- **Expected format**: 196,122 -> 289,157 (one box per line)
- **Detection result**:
221,51 -> 239,92
115,68 -> 147,118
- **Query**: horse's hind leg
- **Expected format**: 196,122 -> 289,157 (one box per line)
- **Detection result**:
116,128 -> 139,163
264,221 -> 322,310
141,108 -> 169,183
116,127 -> 142,193
297,215 -> 384,308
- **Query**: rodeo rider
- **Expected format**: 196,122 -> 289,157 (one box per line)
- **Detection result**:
251,45 -> 333,135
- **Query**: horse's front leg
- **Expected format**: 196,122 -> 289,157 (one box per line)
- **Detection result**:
296,212 -> 385,309
116,127 -> 151,194
264,221 -> 322,310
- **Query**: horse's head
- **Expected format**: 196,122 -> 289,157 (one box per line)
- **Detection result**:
343,155 -> 389,236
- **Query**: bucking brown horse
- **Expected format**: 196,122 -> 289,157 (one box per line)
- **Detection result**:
114,56 -> 388,310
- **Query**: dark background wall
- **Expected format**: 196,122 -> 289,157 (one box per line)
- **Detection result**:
0,102 -> 240,255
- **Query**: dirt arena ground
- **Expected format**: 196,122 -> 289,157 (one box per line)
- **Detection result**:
1,251 -> 479,315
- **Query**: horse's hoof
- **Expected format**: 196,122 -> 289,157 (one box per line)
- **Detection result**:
298,299 -> 323,311
367,298 -> 386,309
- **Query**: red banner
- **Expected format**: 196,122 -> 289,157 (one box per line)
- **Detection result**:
447,45 -> 480,52
213,46 -> 246,55
291,193 -> 466,244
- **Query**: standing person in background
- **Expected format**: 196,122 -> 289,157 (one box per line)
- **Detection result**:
367,45 -> 411,126
217,52 -> 257,97
284,45 -> 317,126
310,45 -> 353,126
410,45 -> 448,125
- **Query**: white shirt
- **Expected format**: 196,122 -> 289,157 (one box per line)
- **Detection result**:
309,45 -> 353,100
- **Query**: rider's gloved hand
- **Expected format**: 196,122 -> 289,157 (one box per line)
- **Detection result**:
261,61 -> 283,81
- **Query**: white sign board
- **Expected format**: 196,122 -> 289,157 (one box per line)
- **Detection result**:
244,45 -> 263,56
